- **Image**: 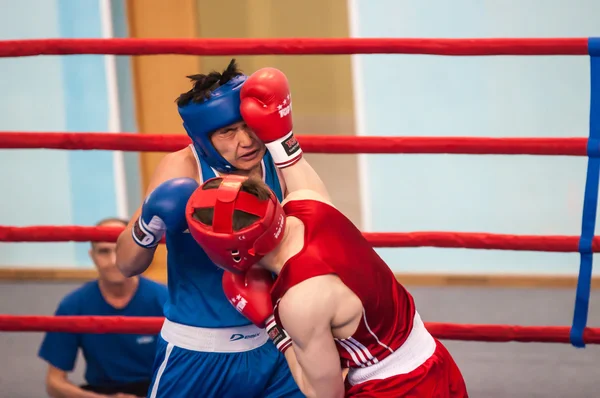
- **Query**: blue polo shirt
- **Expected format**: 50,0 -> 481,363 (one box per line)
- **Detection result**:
38,277 -> 167,387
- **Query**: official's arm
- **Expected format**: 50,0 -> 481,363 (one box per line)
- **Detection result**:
45,365 -> 108,398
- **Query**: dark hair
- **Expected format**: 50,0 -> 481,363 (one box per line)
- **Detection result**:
92,217 -> 128,248
193,178 -> 271,231
176,59 -> 243,107
95,217 -> 128,227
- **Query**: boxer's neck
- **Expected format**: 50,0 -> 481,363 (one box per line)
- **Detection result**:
260,216 -> 304,275
227,162 -> 263,180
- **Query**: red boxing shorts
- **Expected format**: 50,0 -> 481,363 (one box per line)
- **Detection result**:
345,339 -> 468,397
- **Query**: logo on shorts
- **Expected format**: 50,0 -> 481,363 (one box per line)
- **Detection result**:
230,333 -> 260,341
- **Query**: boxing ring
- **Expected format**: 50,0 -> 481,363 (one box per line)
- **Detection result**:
0,37 -> 599,349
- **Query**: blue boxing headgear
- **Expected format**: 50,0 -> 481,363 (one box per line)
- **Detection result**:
178,74 -> 247,173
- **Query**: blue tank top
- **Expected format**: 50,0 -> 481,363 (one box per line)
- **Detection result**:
163,148 -> 283,328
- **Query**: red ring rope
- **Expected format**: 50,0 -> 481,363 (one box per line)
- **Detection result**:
0,36 -> 595,349
0,132 -> 589,155
0,38 -> 590,57
0,315 -> 598,344
0,226 -> 598,252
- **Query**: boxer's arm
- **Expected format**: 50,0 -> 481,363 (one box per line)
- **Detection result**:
278,281 -> 345,398
46,365 -> 108,398
278,157 -> 332,204
116,149 -> 193,277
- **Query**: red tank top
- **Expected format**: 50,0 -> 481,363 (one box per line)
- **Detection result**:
271,199 -> 416,368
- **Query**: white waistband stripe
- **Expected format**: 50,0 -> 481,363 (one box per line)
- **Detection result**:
346,312 -> 436,386
160,319 -> 268,353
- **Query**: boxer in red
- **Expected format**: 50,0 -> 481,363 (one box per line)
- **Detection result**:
185,67 -> 468,397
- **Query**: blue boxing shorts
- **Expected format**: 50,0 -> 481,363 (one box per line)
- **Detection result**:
147,319 -> 303,398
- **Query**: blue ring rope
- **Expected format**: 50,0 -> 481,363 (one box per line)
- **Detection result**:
570,38 -> 600,347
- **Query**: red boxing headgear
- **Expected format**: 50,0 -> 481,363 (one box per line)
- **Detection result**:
186,175 -> 286,274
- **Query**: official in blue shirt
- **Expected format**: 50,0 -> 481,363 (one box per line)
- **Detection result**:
38,217 -> 168,397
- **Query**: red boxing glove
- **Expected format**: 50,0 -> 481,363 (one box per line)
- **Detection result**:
222,266 -> 274,328
222,267 -> 293,353
240,67 -> 302,168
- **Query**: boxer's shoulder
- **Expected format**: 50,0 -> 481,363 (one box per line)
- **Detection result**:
282,189 -> 335,208
165,146 -> 198,176
151,146 -> 199,185
278,275 -> 338,329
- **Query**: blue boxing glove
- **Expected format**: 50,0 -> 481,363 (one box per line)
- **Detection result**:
132,177 -> 199,248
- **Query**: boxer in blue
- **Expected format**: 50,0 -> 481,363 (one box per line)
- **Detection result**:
115,59 -> 302,398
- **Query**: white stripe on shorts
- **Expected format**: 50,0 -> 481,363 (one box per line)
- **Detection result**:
149,342 -> 174,398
